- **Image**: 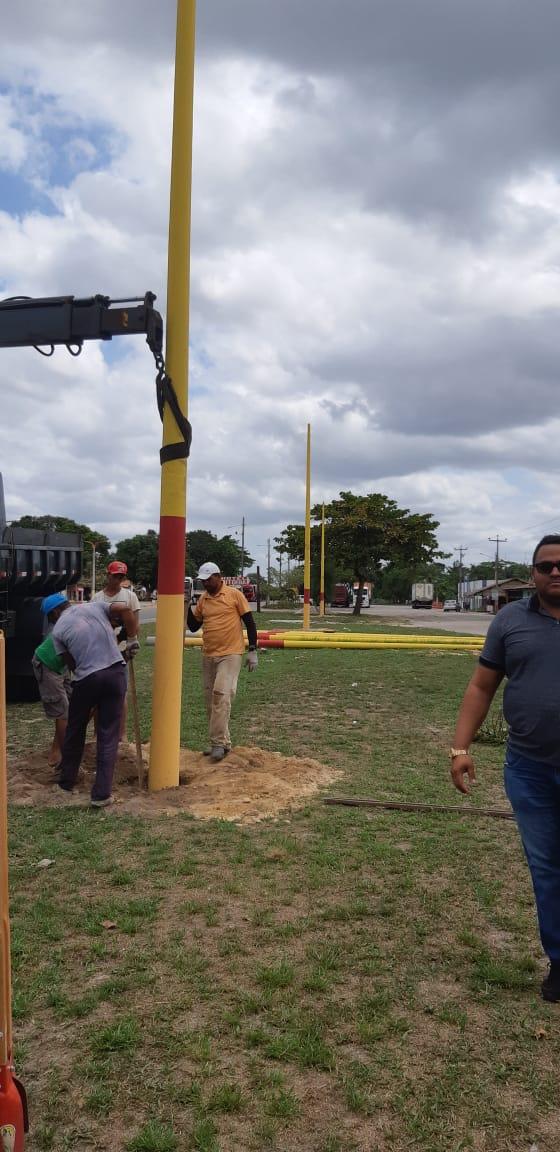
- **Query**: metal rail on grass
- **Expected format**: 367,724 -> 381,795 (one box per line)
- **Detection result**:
323,796 -> 514,820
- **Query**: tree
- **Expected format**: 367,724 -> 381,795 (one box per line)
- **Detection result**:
9,514 -> 111,582
467,560 -> 531,583
312,492 -> 442,614
186,530 -> 253,578
114,530 -> 159,588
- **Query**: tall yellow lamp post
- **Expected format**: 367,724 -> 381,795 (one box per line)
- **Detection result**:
303,424 -> 311,631
319,503 -> 325,616
149,0 -> 196,790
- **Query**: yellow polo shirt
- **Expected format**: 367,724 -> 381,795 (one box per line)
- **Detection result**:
192,584 -> 251,656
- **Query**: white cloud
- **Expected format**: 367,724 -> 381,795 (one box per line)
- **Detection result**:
1,1 -> 560,574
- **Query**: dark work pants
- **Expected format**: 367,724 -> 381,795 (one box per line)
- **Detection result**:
59,663 -> 127,801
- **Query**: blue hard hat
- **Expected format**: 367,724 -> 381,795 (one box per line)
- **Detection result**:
41,593 -> 67,616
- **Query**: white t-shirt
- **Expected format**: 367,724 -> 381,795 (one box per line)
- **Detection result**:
94,586 -> 140,612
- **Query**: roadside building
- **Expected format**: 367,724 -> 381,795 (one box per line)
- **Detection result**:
461,577 -> 534,614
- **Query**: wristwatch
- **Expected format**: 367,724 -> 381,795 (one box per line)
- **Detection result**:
449,748 -> 469,760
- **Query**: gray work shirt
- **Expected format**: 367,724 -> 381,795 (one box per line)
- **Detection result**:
52,600 -> 125,682
480,595 -> 560,766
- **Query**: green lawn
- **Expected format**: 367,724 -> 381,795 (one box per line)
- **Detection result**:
5,612 -> 559,1151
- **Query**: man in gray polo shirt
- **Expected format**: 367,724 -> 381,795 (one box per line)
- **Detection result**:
50,597 -> 139,806
450,534 -> 560,1003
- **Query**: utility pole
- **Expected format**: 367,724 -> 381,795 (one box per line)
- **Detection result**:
267,538 -> 271,608
454,545 -> 467,608
240,516 -> 245,581
278,553 -> 282,589
489,535 -> 507,613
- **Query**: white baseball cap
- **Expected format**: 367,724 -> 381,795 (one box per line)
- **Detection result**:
197,561 -> 221,580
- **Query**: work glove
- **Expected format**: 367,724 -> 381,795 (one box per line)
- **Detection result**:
124,638 -> 140,661
246,649 -> 258,672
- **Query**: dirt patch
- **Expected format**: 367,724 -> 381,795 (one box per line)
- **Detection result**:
7,741 -> 342,823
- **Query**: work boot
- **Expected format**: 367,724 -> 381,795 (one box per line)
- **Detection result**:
50,784 -> 78,804
210,746 -> 226,763
541,962 -> 560,1003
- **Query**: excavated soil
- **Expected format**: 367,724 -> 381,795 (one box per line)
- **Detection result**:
7,741 -> 342,823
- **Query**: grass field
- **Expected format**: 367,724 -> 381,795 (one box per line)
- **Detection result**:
5,612 -> 560,1151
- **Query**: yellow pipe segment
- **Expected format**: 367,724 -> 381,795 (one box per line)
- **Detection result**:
182,635 -> 482,650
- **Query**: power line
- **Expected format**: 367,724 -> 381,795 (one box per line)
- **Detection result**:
461,513 -> 560,555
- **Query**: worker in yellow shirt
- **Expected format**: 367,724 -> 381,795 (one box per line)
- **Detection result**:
186,562 -> 258,762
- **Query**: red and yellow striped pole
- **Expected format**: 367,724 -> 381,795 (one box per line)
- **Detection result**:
303,424 -> 311,631
149,0 -> 196,791
319,502 -> 325,617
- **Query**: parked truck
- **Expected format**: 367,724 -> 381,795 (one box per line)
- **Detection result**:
350,583 -> 372,608
411,582 -> 434,609
0,475 -> 83,700
330,583 -> 352,608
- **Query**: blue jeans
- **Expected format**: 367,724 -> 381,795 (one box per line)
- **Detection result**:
504,750 -> 560,961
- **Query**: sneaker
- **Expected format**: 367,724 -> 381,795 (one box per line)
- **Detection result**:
209,746 -> 226,763
90,796 -> 115,809
541,963 -> 560,1003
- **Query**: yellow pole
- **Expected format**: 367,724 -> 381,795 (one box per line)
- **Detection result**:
149,0 -> 196,791
319,502 -> 325,617
0,634 -> 12,1068
303,424 -> 311,630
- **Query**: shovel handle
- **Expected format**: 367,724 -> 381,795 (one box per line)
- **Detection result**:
128,661 -> 144,789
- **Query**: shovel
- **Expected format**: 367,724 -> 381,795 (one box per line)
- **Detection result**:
128,661 -> 144,789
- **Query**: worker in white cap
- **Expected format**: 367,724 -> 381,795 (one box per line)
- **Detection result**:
187,562 -> 258,762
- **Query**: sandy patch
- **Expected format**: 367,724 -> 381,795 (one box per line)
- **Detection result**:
7,741 -> 342,823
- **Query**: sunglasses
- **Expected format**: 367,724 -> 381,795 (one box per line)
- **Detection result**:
534,561 -> 560,575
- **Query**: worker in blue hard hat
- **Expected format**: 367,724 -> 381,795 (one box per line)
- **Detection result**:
50,593 -> 139,806
32,594 -> 72,768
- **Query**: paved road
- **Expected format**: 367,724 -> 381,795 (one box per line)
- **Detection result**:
140,601 -> 492,636
350,603 -> 492,636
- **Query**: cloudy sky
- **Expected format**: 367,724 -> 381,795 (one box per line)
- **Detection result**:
2,1 -> 560,574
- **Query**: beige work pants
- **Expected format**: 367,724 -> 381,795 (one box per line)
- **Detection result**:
202,653 -> 242,750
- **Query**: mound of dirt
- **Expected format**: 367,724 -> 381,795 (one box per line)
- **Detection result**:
7,742 -> 342,823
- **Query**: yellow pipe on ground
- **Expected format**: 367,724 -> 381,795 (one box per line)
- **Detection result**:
181,635 -> 481,650
280,641 -> 480,650
271,635 -> 482,644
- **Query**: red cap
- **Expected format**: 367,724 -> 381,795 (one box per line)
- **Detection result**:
107,560 -> 127,575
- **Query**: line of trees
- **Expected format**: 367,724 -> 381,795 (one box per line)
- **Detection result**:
14,497 -> 528,608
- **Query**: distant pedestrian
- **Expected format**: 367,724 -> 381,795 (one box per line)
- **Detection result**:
50,597 -> 139,806
451,534 -> 560,1002
186,562 -> 258,762
32,593 -> 73,768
